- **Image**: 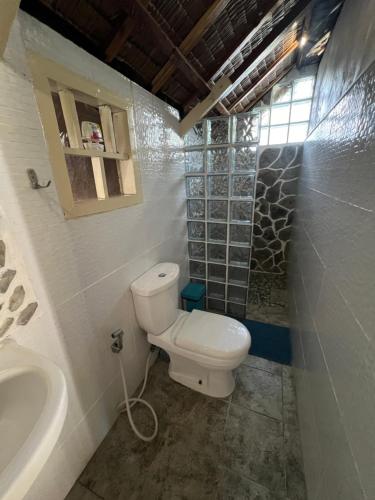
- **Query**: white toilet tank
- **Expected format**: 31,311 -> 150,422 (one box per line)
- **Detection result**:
131,262 -> 180,335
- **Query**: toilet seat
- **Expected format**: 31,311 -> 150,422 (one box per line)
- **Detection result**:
147,310 -> 251,370
174,309 -> 250,361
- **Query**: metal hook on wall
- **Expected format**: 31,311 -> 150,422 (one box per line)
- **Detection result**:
26,169 -> 52,190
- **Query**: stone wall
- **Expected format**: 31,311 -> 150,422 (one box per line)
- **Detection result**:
251,145 -> 302,274
0,216 -> 38,337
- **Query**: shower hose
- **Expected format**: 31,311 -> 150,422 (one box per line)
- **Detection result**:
116,350 -> 158,442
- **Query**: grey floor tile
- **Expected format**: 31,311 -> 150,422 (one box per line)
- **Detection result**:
282,366 -> 299,430
70,358 -> 306,499
242,354 -> 283,376
282,367 -> 306,500
233,364 -> 283,420
79,368 -> 228,499
66,482 -> 103,500
219,468 -> 288,500
138,360 -> 229,428
284,427 -> 307,500
79,410 -> 168,498
223,404 -> 286,495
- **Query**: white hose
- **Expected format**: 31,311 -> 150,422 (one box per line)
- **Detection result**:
117,350 -> 158,442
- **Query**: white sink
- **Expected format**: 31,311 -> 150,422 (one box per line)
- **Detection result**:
0,339 -> 67,500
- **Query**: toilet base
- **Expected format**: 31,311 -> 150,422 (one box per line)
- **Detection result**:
168,352 -> 235,398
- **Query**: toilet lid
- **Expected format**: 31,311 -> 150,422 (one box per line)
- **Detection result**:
174,310 -> 250,360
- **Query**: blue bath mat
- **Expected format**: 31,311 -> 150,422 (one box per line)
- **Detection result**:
241,319 -> 291,366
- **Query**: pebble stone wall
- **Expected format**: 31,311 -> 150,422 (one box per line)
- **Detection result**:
0,227 -> 38,338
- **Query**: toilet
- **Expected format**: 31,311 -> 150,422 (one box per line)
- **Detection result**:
131,262 -> 251,398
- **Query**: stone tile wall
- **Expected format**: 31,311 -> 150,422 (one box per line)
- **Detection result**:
0,217 -> 38,337
251,145 -> 302,274
290,1 -> 375,497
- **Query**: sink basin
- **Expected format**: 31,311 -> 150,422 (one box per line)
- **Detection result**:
0,339 -> 67,500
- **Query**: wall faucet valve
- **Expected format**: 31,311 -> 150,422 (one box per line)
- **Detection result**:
111,329 -> 124,353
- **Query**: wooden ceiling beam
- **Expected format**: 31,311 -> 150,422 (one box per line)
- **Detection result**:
130,0 -> 229,115
180,0 -> 311,134
171,52 -> 230,115
105,16 -> 136,62
151,0 -> 230,94
243,64 -> 295,111
105,0 -> 151,63
179,75 -> 232,136
228,40 -> 298,113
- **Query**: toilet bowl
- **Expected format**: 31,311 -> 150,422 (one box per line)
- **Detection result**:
131,263 -> 251,398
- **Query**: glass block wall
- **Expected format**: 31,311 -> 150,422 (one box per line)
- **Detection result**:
184,113 -> 260,318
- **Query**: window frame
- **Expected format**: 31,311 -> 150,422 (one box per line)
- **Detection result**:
28,52 -> 143,219
257,76 -> 315,146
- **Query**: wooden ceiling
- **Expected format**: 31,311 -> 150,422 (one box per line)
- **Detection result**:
21,0 -> 343,119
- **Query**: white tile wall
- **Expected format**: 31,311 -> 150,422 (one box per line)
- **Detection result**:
309,0 -> 375,130
0,13 -> 187,500
290,1 -> 375,498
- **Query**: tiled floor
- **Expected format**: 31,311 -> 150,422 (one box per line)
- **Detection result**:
247,272 -> 289,327
66,355 -> 306,500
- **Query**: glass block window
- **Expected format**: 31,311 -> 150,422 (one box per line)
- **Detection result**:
184,122 -> 204,147
207,117 -> 229,145
189,242 -> 206,260
185,150 -> 204,173
207,244 -> 226,264
190,261 -> 206,279
231,174 -> 255,198
187,199 -> 205,220
208,200 -> 228,221
207,281 -> 225,300
233,113 -> 259,143
207,147 -> 230,172
208,223 -> 227,243
184,112 -> 259,318
186,176 -> 205,198
233,145 -> 257,172
230,201 -> 253,223
256,76 -> 315,145
208,175 -> 229,197
188,221 -> 205,241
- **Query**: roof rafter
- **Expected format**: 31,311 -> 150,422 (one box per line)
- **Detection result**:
105,16 -> 136,62
183,0 -> 285,112
180,0 -> 311,135
105,0 -> 151,63
151,0 -> 230,94
229,40 -> 298,113
211,0 -> 286,82
129,0 -> 229,115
